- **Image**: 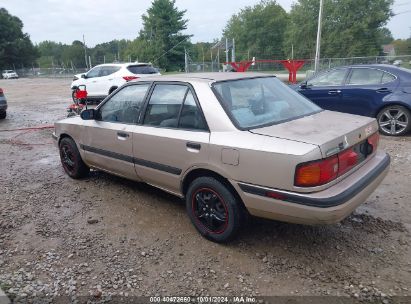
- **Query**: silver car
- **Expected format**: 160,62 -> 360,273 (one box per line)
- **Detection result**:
53,73 -> 390,242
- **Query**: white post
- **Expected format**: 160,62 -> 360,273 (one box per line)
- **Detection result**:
83,34 -> 88,69
314,0 -> 324,72
231,38 -> 235,62
88,56 -> 92,69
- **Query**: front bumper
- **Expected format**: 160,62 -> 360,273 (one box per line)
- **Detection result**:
233,151 -> 390,225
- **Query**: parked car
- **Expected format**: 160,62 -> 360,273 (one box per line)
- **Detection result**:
54,73 -> 390,242
393,60 -> 403,66
2,70 -> 18,79
294,64 -> 411,136
0,88 -> 7,119
71,63 -> 160,102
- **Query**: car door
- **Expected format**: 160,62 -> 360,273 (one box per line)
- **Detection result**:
95,66 -> 121,96
132,83 -> 210,195
340,68 -> 398,116
81,83 -> 151,181
83,66 -> 102,96
298,68 -> 349,110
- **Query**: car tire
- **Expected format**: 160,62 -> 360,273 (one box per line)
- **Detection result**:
377,105 -> 411,136
0,111 -> 6,119
59,137 -> 89,179
186,176 -> 242,243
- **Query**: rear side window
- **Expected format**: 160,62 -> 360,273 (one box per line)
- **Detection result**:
381,72 -> 396,83
127,65 -> 158,75
348,68 -> 385,85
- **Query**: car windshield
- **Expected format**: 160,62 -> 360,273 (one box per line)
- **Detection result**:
213,76 -> 322,129
127,65 -> 158,74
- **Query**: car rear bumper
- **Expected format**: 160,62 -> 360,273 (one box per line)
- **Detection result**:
233,151 -> 390,225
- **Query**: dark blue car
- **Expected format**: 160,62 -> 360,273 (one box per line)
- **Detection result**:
295,64 -> 411,136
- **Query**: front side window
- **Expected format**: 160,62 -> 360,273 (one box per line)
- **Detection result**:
213,77 -> 321,129
348,68 -> 385,85
86,67 -> 102,78
99,84 -> 150,123
308,69 -> 347,86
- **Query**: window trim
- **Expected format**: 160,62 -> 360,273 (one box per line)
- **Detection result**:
345,67 -> 397,86
139,81 -> 210,132
95,82 -> 153,125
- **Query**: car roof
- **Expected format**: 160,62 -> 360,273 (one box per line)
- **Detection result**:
133,72 -> 274,83
94,62 -> 153,68
324,64 -> 411,79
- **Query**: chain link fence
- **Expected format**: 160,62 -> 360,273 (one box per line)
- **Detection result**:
4,55 -> 411,80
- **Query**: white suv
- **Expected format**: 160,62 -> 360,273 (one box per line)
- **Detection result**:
71,63 -> 160,101
2,70 -> 19,79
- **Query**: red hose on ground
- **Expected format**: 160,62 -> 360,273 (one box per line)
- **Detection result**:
0,125 -> 54,132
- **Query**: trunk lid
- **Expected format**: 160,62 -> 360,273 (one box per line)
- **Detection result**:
250,110 -> 378,157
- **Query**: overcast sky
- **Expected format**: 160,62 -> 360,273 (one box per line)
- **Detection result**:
1,0 -> 410,47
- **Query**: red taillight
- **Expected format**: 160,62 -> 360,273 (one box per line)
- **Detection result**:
295,133 -> 380,187
367,132 -> 379,152
123,76 -> 139,81
0,88 -> 3,94
338,148 -> 358,176
295,155 -> 339,187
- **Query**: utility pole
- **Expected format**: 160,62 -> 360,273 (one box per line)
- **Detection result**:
314,0 -> 324,72
184,48 -> 188,73
83,34 -> 88,70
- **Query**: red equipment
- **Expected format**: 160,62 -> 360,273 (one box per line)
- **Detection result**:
226,59 -> 306,84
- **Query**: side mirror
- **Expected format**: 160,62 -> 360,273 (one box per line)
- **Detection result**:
80,109 -> 96,120
81,74 -> 87,79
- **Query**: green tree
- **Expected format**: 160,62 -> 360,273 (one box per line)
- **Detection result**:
0,8 -> 38,69
223,0 -> 289,60
284,0 -> 393,59
377,27 -> 394,45
129,0 -> 190,71
392,39 -> 411,55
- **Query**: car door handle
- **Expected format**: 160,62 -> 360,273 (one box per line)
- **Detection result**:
117,132 -> 129,139
328,90 -> 341,95
376,88 -> 391,93
186,142 -> 201,150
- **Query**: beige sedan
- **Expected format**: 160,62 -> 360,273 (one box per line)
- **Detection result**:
53,73 -> 390,242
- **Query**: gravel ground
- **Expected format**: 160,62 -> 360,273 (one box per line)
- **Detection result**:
0,78 -> 410,303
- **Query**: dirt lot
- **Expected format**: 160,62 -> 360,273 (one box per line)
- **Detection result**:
0,78 -> 410,303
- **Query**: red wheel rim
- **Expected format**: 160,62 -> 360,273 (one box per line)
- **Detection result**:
191,188 -> 229,234
60,143 -> 76,175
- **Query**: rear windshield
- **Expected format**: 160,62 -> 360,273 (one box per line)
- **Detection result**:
127,65 -> 158,75
212,77 -> 322,129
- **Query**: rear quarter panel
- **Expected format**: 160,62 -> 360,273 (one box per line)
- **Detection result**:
209,131 -> 321,192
